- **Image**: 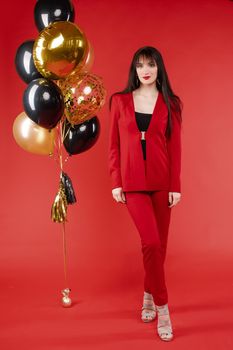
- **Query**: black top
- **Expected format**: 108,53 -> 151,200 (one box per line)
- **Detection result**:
135,111 -> 152,160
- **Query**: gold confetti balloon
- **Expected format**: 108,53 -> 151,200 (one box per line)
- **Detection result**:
33,21 -> 87,80
58,72 -> 106,125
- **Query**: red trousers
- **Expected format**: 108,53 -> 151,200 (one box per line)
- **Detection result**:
125,188 -> 171,306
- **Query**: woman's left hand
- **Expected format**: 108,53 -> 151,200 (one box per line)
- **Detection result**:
168,192 -> 181,208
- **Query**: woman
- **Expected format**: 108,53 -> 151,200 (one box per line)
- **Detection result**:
108,46 -> 183,341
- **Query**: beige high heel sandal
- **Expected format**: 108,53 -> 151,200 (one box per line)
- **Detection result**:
155,304 -> 173,341
141,292 -> 156,322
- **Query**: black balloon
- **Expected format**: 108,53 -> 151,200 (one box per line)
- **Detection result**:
63,117 -> 100,155
34,0 -> 75,32
15,40 -> 43,84
23,78 -> 64,129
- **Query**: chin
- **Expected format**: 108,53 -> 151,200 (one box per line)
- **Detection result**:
140,80 -> 156,85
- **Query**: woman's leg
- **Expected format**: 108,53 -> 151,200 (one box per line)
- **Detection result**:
150,191 -> 173,341
144,191 -> 172,291
150,191 -> 172,264
125,191 -> 168,306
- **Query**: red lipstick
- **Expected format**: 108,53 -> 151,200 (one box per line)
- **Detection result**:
143,76 -> 150,80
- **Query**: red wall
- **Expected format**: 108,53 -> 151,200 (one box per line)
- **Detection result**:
0,0 -> 233,294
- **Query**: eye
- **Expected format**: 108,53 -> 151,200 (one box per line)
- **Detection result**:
149,62 -> 156,67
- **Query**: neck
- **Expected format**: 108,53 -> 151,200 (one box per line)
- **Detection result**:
137,83 -> 158,96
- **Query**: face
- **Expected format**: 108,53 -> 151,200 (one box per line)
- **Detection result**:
135,55 -> 158,85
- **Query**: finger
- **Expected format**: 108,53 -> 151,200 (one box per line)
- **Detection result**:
170,197 -> 178,207
169,192 -> 172,203
173,195 -> 181,204
119,195 -> 125,203
122,192 -> 126,202
168,193 -> 173,207
117,190 -> 125,203
116,194 -> 124,203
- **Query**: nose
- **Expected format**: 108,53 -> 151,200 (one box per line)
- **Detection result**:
142,69 -> 150,75
142,67 -> 151,75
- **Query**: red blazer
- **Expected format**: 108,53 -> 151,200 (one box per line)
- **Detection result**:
108,91 -> 182,192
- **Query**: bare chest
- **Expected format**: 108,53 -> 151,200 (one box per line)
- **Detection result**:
133,93 -> 159,114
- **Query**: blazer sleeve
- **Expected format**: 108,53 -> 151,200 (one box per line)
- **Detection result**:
108,95 -> 123,189
166,109 -> 182,193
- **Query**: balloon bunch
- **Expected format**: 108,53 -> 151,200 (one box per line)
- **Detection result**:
13,0 -> 106,307
14,0 -> 105,157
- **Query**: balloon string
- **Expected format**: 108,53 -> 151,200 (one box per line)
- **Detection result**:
62,119 -> 72,143
58,122 -> 63,172
51,120 -> 71,169
62,222 -> 68,287
52,125 -> 61,168
58,122 -> 69,287
62,123 -> 71,166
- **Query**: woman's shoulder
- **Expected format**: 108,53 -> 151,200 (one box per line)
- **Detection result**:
110,92 -> 131,109
112,92 -> 131,101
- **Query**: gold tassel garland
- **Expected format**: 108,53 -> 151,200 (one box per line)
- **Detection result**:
51,181 -> 68,223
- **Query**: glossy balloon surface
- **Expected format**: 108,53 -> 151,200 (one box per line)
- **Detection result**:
70,39 -> 94,75
13,112 -> 55,155
33,21 -> 87,79
34,0 -> 75,32
15,40 -> 43,83
63,117 -> 100,155
23,78 -> 64,129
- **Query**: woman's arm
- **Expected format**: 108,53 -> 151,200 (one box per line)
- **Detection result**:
166,109 -> 182,193
108,95 -> 123,189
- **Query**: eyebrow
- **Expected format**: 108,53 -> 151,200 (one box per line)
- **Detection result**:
136,60 -> 156,64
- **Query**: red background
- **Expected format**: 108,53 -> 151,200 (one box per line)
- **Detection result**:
1,0 -> 233,349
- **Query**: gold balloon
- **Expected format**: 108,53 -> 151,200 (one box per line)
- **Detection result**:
33,21 -> 87,80
58,72 -> 106,125
13,112 -> 55,155
70,39 -> 94,75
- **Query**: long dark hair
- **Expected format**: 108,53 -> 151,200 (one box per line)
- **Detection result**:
109,46 -> 183,139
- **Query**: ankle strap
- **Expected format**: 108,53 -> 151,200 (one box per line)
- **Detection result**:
156,304 -> 169,315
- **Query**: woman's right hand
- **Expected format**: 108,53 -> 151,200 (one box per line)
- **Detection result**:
112,187 -> 126,203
